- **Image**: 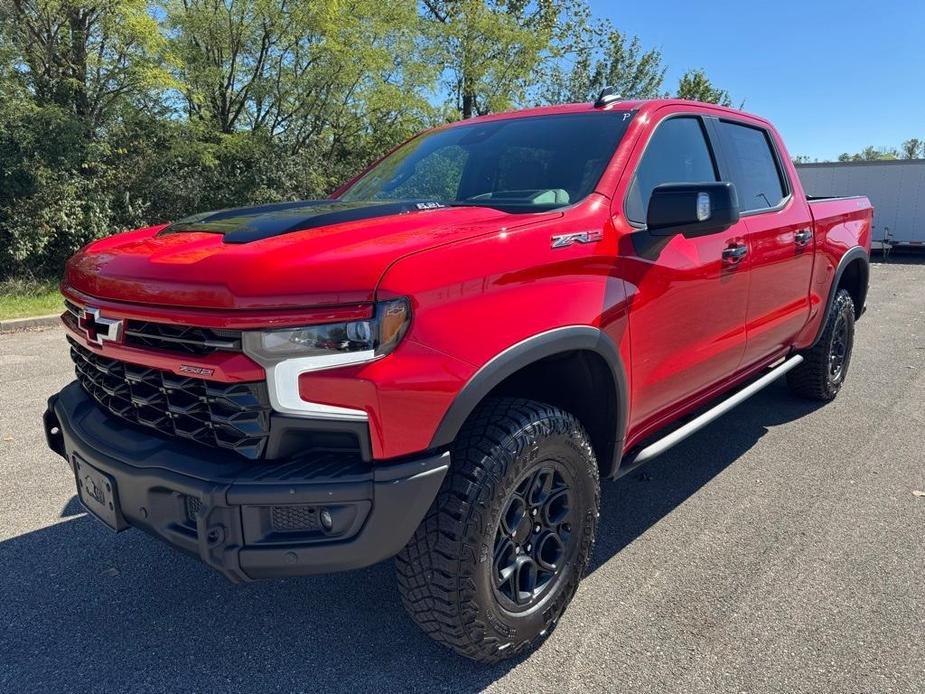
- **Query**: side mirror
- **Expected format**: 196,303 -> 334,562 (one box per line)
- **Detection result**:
646,182 -> 740,237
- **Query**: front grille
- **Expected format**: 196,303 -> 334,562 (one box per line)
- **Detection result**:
271,505 -> 320,532
123,321 -> 241,356
68,337 -> 270,458
64,300 -> 241,356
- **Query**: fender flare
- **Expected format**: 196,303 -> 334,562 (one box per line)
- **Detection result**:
811,246 -> 870,347
429,326 -> 629,477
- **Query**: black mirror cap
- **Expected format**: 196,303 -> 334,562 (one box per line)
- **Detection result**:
646,182 -> 740,238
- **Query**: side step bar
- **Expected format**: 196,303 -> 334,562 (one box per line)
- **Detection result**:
619,354 -> 804,475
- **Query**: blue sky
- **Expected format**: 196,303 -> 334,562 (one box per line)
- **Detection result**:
587,0 -> 923,160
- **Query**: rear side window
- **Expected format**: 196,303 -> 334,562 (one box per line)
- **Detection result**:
716,121 -> 787,213
625,117 -> 718,224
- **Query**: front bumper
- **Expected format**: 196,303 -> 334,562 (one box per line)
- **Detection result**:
45,381 -> 448,582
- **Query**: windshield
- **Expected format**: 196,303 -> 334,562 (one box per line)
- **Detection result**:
338,112 -> 632,212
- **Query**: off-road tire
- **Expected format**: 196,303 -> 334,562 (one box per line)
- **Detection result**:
787,288 -> 856,401
396,398 -> 600,663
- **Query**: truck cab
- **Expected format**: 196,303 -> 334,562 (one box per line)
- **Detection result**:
44,97 -> 872,663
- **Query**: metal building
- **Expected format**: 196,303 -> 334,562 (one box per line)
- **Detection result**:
796,160 -> 925,248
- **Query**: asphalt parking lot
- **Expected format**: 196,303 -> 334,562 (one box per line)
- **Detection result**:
1,257 -> 923,693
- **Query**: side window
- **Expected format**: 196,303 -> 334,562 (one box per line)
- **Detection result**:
716,121 -> 787,213
625,117 -> 718,224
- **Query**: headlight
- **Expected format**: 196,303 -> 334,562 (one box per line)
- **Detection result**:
243,298 -> 411,366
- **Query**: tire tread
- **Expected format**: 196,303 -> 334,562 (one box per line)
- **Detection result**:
396,397 -> 599,663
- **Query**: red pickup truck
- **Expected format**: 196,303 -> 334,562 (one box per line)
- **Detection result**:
45,95 -> 871,662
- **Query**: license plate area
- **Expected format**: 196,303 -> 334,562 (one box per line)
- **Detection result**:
74,455 -> 127,531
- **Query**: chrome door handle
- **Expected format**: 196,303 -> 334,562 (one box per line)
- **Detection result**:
722,244 -> 747,263
794,229 -> 813,246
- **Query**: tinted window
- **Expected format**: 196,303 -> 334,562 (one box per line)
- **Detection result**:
625,117 -> 717,223
384,145 -> 468,201
717,121 -> 787,212
340,113 -> 632,212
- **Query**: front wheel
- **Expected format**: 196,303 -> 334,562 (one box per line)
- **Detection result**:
787,288 -> 856,401
396,398 -> 599,663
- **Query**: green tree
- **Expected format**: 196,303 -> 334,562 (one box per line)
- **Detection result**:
421,0 -> 573,118
901,138 -> 922,159
837,146 -> 899,162
0,0 -> 168,132
166,0 -> 434,144
676,68 -> 732,106
543,24 -> 665,104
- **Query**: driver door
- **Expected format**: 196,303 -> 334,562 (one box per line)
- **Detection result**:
619,113 -> 750,433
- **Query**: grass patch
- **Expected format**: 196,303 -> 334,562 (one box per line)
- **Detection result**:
0,279 -> 62,320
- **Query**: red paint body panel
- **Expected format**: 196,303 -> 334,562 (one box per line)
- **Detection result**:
63,208 -> 545,311
793,199 -> 873,347
62,285 -> 374,329
58,99 -> 873,464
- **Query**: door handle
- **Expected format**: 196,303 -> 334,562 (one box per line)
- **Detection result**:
794,229 -> 813,246
722,244 -> 747,263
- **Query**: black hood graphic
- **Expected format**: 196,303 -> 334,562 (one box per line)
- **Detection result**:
160,199 -> 446,244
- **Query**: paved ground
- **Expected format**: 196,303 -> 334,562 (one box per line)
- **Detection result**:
2,258 -> 923,693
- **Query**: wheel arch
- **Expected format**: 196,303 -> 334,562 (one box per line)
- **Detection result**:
811,246 -> 869,347
429,326 -> 629,479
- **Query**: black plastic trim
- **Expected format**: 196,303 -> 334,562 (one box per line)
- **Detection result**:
265,413 -> 372,462
429,326 -> 629,477
45,382 -> 448,582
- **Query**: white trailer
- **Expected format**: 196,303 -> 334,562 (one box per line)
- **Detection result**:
796,160 -> 925,249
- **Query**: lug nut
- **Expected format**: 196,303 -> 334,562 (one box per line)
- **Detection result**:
531,508 -> 538,517
534,524 -> 541,533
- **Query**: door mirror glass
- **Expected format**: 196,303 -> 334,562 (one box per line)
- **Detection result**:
646,182 -> 740,237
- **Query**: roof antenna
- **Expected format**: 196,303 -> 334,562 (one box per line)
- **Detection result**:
594,86 -> 622,108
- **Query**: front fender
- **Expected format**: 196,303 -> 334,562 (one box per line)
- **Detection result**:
428,326 -> 629,476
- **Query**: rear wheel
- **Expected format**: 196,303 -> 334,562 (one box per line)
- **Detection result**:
787,288 -> 856,401
396,398 -> 599,663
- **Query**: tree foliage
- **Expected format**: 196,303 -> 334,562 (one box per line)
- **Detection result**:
421,0 -> 576,118
837,146 -> 901,162
901,138 -> 922,159
0,0 -> 169,130
676,68 -> 732,106
543,24 -> 666,104
0,0 -> 737,280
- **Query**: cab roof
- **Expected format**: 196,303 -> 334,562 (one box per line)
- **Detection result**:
442,99 -> 767,129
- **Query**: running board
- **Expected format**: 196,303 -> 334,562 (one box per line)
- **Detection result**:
619,354 -> 805,475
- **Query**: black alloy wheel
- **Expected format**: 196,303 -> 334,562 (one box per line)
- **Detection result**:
492,464 -> 576,611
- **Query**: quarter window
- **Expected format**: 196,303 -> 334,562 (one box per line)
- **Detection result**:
716,121 -> 787,213
625,117 -> 718,224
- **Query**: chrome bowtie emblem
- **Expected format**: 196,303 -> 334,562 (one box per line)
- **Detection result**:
551,230 -> 604,249
77,307 -> 123,346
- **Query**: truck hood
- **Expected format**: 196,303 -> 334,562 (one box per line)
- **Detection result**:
64,200 -> 558,310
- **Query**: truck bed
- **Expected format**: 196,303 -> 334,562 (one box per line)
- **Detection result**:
807,195 -> 873,224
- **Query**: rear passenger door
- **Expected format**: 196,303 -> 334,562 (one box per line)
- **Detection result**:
712,119 -> 814,366
621,114 -> 751,431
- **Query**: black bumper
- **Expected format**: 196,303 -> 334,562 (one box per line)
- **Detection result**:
45,381 -> 449,582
